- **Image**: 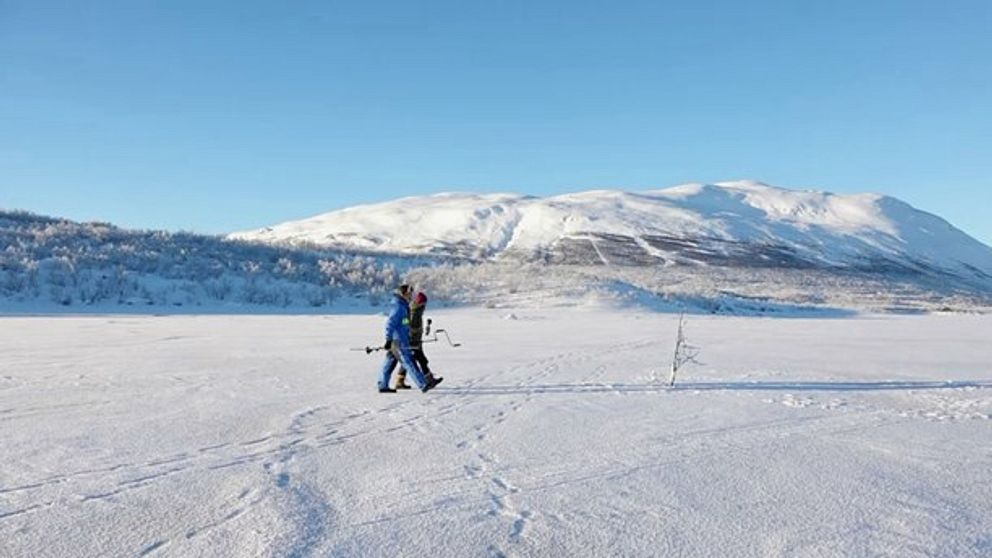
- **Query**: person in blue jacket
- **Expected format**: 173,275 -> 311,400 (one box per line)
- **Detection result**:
378,284 -> 439,394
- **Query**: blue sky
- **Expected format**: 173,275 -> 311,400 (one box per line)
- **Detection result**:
2,1 -> 990,243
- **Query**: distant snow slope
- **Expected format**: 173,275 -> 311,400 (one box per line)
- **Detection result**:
231,181 -> 992,281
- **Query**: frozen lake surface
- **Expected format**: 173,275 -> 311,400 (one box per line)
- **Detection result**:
2,310 -> 991,557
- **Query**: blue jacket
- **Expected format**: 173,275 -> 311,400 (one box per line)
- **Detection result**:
384,293 -> 411,345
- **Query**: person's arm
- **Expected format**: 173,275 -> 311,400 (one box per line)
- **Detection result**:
384,300 -> 401,346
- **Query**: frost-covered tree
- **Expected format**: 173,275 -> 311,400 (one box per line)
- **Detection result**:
0,210 -> 408,310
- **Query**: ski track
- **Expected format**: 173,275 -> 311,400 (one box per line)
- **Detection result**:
349,337 -> 719,554
359,334 -> 989,555
262,454 -> 334,558
0,403 -> 333,553
0,373 -> 515,555
443,348 -> 612,552
366,342 -> 981,555
1,387 -> 986,517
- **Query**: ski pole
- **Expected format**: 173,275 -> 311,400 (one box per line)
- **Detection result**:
350,323 -> 461,354
349,345 -> 387,354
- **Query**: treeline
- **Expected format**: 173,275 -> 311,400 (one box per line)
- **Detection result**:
2,210 -> 986,314
0,210 -> 402,309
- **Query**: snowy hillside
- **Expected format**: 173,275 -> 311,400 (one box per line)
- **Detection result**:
4,180 -> 992,315
0,210 -> 405,312
231,181 -> 992,283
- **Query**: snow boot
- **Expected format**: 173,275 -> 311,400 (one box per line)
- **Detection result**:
421,375 -> 444,393
425,371 -> 443,387
394,370 -> 412,390
378,386 -> 397,394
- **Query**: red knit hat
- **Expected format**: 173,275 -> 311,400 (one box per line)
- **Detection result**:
414,292 -> 427,305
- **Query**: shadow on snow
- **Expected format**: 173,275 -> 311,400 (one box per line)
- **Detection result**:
439,380 -> 992,396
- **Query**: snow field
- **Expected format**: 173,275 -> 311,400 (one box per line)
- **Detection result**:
1,310 -> 991,557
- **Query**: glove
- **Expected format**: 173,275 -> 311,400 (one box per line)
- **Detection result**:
383,340 -> 392,351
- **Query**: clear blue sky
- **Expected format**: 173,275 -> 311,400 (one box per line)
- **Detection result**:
2,1 -> 990,243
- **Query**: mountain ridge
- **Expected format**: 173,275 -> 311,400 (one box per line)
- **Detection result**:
230,181 -> 992,283
2,199 -> 991,314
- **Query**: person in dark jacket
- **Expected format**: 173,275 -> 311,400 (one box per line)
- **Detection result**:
395,291 -> 441,389
378,285 -> 438,394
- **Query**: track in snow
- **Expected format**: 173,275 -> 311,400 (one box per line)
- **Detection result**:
1,311 -> 991,557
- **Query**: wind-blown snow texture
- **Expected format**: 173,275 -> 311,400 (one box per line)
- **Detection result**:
2,310 -> 990,557
231,181 -> 992,282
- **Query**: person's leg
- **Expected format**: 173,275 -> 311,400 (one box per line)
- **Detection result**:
395,367 -> 410,389
397,346 -> 429,390
414,348 -> 432,378
378,349 -> 398,390
390,342 -> 412,388
416,348 -> 430,372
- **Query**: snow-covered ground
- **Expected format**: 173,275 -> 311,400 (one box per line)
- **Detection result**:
2,310 -> 991,557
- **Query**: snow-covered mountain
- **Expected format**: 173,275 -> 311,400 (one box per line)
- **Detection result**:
231,181 -> 992,283
5,181 -> 991,314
